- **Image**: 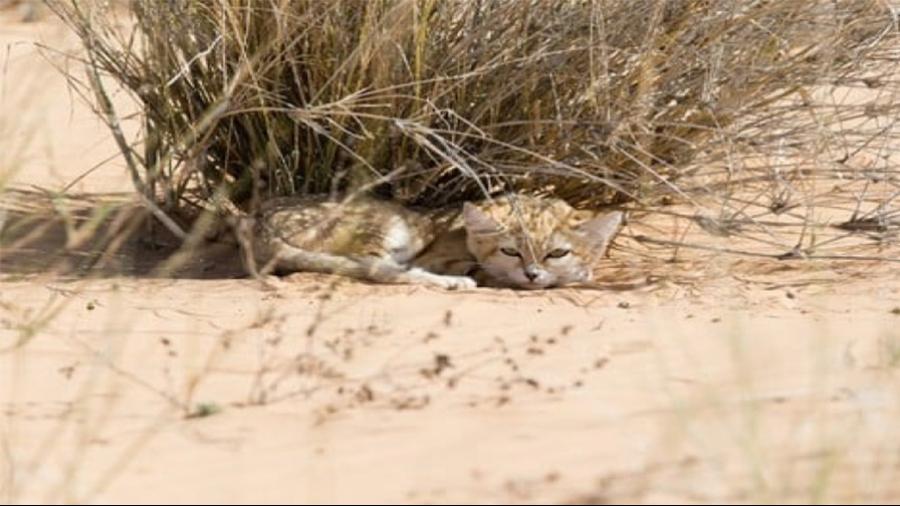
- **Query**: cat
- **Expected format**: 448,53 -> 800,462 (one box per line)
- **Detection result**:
238,194 -> 623,290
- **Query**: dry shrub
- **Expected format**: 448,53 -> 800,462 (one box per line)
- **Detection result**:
48,1 -> 900,259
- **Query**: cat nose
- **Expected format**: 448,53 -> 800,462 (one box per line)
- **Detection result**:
524,265 -> 540,282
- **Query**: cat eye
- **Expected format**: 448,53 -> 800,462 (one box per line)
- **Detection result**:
545,248 -> 571,259
500,247 -> 521,257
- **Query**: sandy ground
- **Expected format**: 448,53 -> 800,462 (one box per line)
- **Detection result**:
2,12 -> 900,505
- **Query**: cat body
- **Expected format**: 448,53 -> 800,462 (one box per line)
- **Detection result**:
241,194 -> 622,290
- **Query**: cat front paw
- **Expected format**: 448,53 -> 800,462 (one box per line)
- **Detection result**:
404,267 -> 477,290
433,275 -> 478,291
442,276 -> 478,290
256,274 -> 285,291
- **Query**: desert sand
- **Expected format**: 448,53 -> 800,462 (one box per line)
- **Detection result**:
2,11 -> 900,505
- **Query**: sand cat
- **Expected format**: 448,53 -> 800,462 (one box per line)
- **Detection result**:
240,194 -> 623,290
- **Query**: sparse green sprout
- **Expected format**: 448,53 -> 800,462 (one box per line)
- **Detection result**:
188,402 -> 222,419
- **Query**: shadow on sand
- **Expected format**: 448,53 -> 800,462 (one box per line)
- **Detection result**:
0,188 -> 246,279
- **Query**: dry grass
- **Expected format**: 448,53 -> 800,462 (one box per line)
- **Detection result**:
49,1 -> 899,216
31,0 -> 898,273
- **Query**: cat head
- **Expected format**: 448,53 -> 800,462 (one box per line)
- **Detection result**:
463,196 -> 623,289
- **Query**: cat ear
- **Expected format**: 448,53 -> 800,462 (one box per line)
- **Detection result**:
575,211 -> 624,252
463,202 -> 502,235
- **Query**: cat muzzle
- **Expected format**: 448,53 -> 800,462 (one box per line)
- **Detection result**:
523,264 -> 545,283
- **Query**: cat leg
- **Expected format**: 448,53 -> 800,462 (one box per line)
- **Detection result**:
233,216 -> 284,289
271,242 -> 475,290
391,267 -> 477,290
